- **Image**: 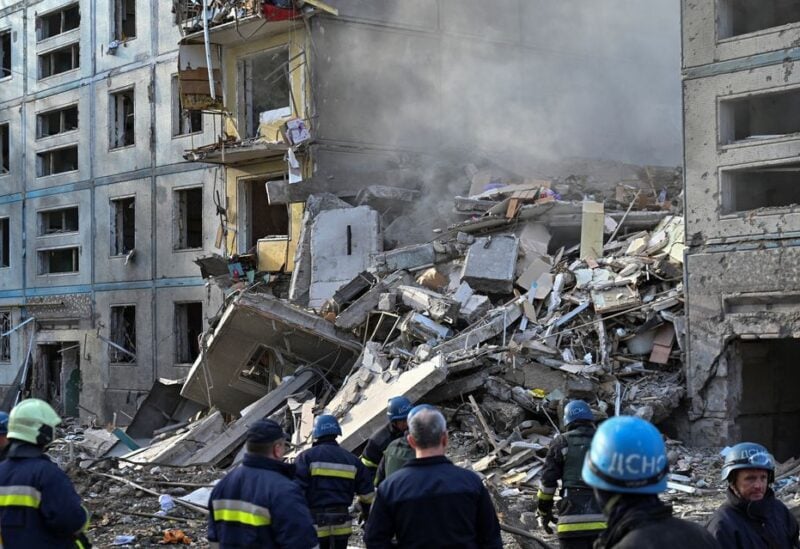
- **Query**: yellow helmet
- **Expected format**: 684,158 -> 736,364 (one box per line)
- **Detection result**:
8,399 -> 61,446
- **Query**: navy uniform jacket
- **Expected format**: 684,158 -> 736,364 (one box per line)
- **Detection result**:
208,453 -> 318,549
707,488 -> 800,549
360,424 -> 402,482
597,496 -> 719,549
0,442 -> 88,549
364,455 -> 503,549
295,438 -> 374,510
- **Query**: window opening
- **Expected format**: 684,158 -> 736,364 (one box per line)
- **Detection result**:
109,305 -> 136,363
37,3 -> 80,41
36,146 -> 78,177
40,207 -> 79,235
110,88 -> 135,148
38,247 -> 79,274
110,197 -> 135,255
37,105 -> 78,138
38,43 -> 79,79
175,302 -> 202,364
174,187 -> 203,249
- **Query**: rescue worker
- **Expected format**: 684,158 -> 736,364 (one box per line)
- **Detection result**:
581,415 -> 719,548
0,398 -> 91,548
365,405 -> 502,549
207,419 -> 318,548
374,430 -> 414,486
294,414 -> 374,549
360,396 -> 411,484
707,442 -> 800,548
536,400 -> 605,548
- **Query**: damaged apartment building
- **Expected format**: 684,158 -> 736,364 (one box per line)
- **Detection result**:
0,0 -> 224,422
0,0 -> 680,425
683,0 -> 800,459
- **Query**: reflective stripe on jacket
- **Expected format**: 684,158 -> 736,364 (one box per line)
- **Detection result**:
208,453 -> 318,548
0,442 -> 88,549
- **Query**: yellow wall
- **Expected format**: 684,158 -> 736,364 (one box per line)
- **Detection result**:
221,27 -> 313,273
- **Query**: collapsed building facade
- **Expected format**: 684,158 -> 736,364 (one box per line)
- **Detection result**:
0,0 -> 681,426
682,0 -> 800,460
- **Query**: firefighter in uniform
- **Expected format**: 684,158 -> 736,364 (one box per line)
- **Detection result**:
0,398 -> 91,548
295,415 -> 374,549
359,396 -> 411,483
207,419 -> 318,548
581,415 -> 719,548
536,400 -> 605,548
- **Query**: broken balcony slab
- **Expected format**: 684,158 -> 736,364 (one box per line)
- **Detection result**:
327,355 -> 448,453
335,270 -> 414,330
126,378 -> 205,439
462,235 -> 520,294
433,299 -> 524,355
181,293 -> 361,413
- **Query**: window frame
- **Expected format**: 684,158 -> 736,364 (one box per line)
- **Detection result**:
37,42 -> 80,80
109,87 -> 135,150
36,145 -> 79,177
36,3 -> 80,42
36,104 -> 79,140
37,246 -> 80,275
38,205 -> 79,236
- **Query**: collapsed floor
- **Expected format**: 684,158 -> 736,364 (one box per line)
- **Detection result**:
43,159 -> 800,546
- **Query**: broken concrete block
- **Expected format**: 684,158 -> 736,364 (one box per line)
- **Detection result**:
335,270 -> 413,330
580,201 -> 604,260
425,371 -> 489,403
517,222 -> 551,258
434,299 -> 523,355
502,361 -> 566,394
377,292 -> 397,312
331,271 -> 377,310
453,282 -> 474,306
461,235 -> 519,294
309,206 -> 383,308
460,295 -> 492,323
398,285 -> 460,323
481,395 -> 526,434
371,243 -> 436,275
400,312 -> 453,343
516,256 -> 552,294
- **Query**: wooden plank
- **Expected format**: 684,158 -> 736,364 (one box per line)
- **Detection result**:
468,395 -> 499,451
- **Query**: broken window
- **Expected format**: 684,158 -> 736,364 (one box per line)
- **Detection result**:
37,3 -> 80,41
36,145 -> 78,177
110,88 -> 135,148
721,161 -> 800,214
0,31 -> 10,79
0,123 -> 8,174
110,197 -> 135,256
0,218 -> 8,268
113,0 -> 136,41
175,302 -> 202,364
242,178 -> 288,250
0,312 -> 9,362
109,305 -> 136,363
38,247 -> 79,274
735,339 -> 800,461
174,187 -> 203,250
718,0 -> 800,39
172,75 -> 203,136
240,345 -> 273,387
38,43 -> 79,79
239,47 -> 291,138
37,105 -> 78,139
40,206 -> 79,235
720,88 -> 800,145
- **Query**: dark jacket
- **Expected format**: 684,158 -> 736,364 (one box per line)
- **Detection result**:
707,487 -> 800,549
360,424 -> 402,482
364,455 -> 503,549
208,453 -> 318,549
596,495 -> 719,549
294,437 -> 374,512
0,442 -> 88,549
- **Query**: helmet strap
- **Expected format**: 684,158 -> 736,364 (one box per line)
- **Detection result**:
36,425 -> 54,447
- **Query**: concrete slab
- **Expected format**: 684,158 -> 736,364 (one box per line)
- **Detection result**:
181,293 -> 361,413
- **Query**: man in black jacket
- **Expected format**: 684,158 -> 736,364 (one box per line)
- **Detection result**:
707,442 -> 800,548
581,415 -> 719,549
364,405 -> 502,549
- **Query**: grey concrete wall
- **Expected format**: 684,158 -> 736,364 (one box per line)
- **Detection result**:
684,61 -> 800,244
683,0 -> 800,69
685,245 -> 800,446
0,0 -> 225,423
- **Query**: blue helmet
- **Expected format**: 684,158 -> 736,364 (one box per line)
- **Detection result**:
582,416 -> 669,495
0,411 -> 7,436
721,442 -> 774,483
312,414 -> 342,440
564,400 -> 593,427
387,396 -> 412,421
